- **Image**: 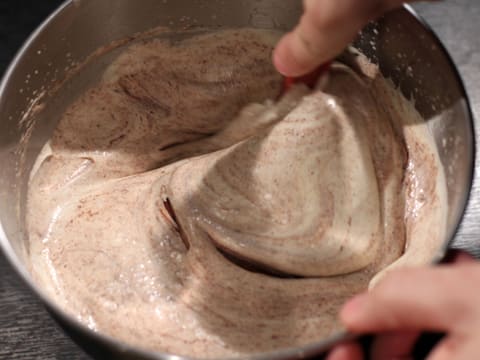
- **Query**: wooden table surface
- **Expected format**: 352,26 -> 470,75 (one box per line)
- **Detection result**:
1,0 -> 480,359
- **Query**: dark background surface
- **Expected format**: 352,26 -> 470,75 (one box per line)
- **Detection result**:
1,0 -> 480,359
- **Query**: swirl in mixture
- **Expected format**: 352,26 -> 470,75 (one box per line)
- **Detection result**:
27,29 -> 447,358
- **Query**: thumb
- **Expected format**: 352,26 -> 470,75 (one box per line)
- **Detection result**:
273,0 -> 428,77
273,0 -> 369,77
340,264 -> 476,334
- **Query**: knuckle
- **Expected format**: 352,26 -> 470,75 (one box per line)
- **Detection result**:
303,0 -> 322,13
302,0 -> 339,31
308,1 -> 337,30
295,27 -> 322,58
303,0 -> 381,30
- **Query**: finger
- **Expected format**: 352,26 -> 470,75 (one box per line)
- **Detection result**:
326,342 -> 364,360
340,267 -> 475,333
273,0 -> 369,76
273,0 -> 405,77
427,335 -> 471,360
371,331 -> 420,360
273,0 -> 435,77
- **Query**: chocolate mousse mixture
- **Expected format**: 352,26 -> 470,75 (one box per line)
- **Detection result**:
27,29 -> 447,358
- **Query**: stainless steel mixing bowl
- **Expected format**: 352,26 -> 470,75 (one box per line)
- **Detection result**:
0,1 -> 475,359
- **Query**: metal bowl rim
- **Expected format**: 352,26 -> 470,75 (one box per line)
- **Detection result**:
0,2 -> 475,359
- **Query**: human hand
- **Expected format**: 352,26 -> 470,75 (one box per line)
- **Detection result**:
273,0 -> 430,77
326,251 -> 480,360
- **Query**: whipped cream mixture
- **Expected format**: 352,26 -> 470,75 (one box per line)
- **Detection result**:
27,29 -> 447,358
